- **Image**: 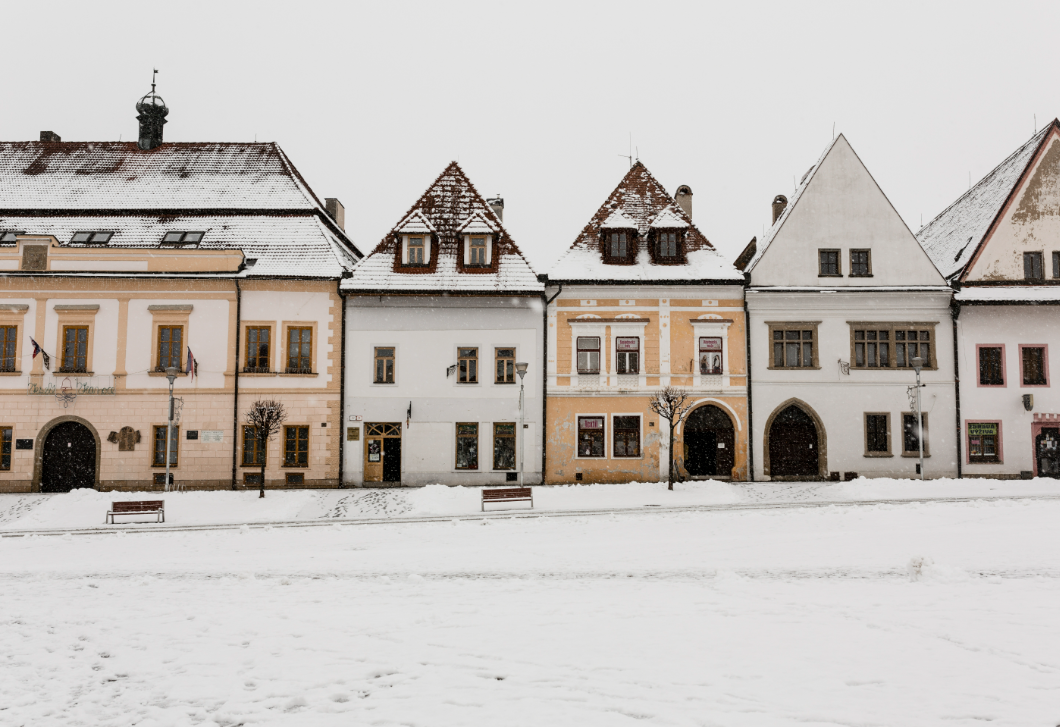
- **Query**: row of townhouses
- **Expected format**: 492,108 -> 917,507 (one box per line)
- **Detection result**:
1,87 -> 1058,492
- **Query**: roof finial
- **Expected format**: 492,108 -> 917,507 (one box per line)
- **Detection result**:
152,68 -> 158,95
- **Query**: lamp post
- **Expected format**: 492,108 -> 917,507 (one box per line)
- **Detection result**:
515,362 -> 528,486
911,356 -> 925,480
164,366 -> 178,492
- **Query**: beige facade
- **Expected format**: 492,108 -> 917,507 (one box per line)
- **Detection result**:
0,239 -> 344,492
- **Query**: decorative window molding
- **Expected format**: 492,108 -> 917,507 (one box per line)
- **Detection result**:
149,305 -> 192,375
242,322 -> 274,374
767,321 -> 821,370
691,316 -> 733,387
1019,344 -> 1049,387
863,412 -> 892,457
847,322 -> 939,370
283,425 -> 310,468
849,249 -> 872,277
901,412 -> 930,457
54,304 -> 100,375
976,344 -> 1006,387
152,424 -> 179,467
818,249 -> 841,277
281,322 -> 316,375
0,303 -> 29,374
966,420 -> 1002,464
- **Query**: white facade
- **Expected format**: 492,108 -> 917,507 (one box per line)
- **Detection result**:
746,134 -> 957,480
343,296 -> 543,486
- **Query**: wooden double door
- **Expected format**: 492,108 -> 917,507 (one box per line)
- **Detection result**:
364,422 -> 402,484
41,421 -> 96,492
684,405 -> 736,478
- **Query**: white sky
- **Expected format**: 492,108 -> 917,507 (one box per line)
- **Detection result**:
5,1 -> 1059,271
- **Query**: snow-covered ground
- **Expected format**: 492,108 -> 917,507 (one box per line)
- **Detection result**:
1,497 -> 1058,725
1,477 -> 1058,532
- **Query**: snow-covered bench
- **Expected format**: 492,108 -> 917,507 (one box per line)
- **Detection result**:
106,500 -> 165,524
481,487 -> 533,512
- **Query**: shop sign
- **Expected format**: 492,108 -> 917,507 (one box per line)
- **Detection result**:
968,423 -> 998,436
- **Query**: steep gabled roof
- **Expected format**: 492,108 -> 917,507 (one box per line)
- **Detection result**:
342,162 -> 541,293
917,122 -> 1056,280
549,161 -> 742,283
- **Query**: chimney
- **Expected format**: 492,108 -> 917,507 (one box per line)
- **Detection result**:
325,199 -> 345,231
772,194 -> 788,224
675,185 -> 693,220
39,131 -> 61,142
135,72 -> 169,150
487,196 -> 504,222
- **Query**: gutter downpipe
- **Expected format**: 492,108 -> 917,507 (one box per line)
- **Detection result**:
230,279 -> 242,490
338,279 -> 347,488
951,291 -> 962,479
543,280 -> 563,483
743,275 -> 754,481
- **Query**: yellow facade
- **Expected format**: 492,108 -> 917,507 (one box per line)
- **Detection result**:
545,290 -> 749,484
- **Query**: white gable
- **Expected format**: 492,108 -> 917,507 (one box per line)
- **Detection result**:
750,135 -> 946,288
964,129 -> 1060,282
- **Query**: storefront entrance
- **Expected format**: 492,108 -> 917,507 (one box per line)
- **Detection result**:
364,422 -> 402,484
41,420 -> 97,492
684,404 -> 735,478
1036,427 -> 1060,477
768,403 -> 821,478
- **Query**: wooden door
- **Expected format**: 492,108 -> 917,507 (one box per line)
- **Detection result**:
364,423 -> 401,484
42,421 -> 95,492
769,406 -> 819,478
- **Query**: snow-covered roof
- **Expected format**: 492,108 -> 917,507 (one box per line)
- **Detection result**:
457,211 -> 500,234
742,137 -> 836,272
649,208 -> 689,229
0,140 -> 361,277
342,162 -> 541,293
0,141 -> 325,211
955,286 -> 1060,303
549,161 -> 742,283
0,214 -> 356,277
394,210 -> 436,234
917,124 -> 1054,280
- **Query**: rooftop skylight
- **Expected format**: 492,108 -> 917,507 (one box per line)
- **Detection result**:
160,231 -> 204,246
70,231 -> 114,244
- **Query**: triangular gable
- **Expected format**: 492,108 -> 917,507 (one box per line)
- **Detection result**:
918,122 -> 1056,281
342,161 -> 540,293
549,161 -> 742,282
395,210 -> 436,234
749,134 -> 947,288
457,210 -> 500,234
649,208 -> 690,229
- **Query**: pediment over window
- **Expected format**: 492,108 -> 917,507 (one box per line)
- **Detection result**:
601,209 -> 639,230
649,208 -> 689,229
457,211 -> 499,235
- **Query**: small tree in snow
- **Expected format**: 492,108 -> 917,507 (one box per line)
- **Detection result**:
649,386 -> 693,491
245,399 -> 287,498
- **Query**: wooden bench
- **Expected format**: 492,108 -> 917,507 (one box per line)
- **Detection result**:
482,487 -> 533,512
106,500 -> 165,524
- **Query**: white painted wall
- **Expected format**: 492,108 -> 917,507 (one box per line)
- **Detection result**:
748,290 -> 959,479
957,305 -> 1060,476
239,289 -> 335,389
344,295 -> 544,487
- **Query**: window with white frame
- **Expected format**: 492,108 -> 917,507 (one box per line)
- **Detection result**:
699,337 -> 723,374
577,337 -> 601,374
616,337 -> 639,374
578,416 -> 605,457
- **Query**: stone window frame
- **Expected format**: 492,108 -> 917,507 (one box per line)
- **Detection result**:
457,346 -> 479,385
281,321 -> 317,376
849,249 -> 872,277
863,412 -> 892,458
966,420 -> 1003,465
455,422 -> 479,470
847,322 -> 939,371
976,343 -> 1006,388
54,305 -> 100,376
1018,344 -> 1049,388
766,321 -> 821,370
611,413 -> 643,459
147,305 -> 193,376
0,304 -> 29,375
373,345 -> 396,385
901,412 -> 930,458
242,321 -> 274,374
576,414 -> 607,459
282,424 -> 311,468
492,422 -> 516,471
151,424 -> 180,468
818,249 -> 841,277
495,347 -> 516,385
241,424 -> 266,468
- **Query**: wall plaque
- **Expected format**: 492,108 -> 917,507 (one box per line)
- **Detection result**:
186,430 -> 199,440
347,427 -> 360,441
15,439 -> 32,450
201,430 -> 224,443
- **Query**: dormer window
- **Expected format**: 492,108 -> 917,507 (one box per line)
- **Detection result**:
408,236 -> 425,265
0,231 -> 23,244
658,231 -> 678,258
161,231 -> 204,246
469,237 -> 487,266
70,231 -> 113,244
610,232 -> 628,257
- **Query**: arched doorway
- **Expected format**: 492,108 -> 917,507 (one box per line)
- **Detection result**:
41,421 -> 97,492
767,403 -> 821,478
684,404 -> 735,478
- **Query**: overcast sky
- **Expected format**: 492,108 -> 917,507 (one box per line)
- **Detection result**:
5,1 -> 1059,270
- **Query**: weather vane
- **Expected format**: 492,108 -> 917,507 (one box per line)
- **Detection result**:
151,68 -> 158,95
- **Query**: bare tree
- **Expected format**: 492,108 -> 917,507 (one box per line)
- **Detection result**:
245,399 -> 288,498
649,386 -> 693,491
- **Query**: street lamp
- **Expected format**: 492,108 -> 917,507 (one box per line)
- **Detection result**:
164,366 -> 178,492
911,356 -> 925,480
515,362 -> 528,486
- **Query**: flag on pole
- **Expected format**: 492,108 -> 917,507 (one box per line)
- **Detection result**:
406,401 -> 412,429
186,348 -> 198,381
29,338 -> 50,370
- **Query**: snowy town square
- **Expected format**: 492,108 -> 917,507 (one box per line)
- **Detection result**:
6,0 -> 1060,724
1,483 -> 1059,725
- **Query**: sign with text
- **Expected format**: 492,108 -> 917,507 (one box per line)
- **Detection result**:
200,430 -> 224,443
28,376 -> 116,396
968,423 -> 998,436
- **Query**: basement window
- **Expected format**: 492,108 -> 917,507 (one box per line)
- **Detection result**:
70,231 -> 113,244
161,231 -> 204,246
